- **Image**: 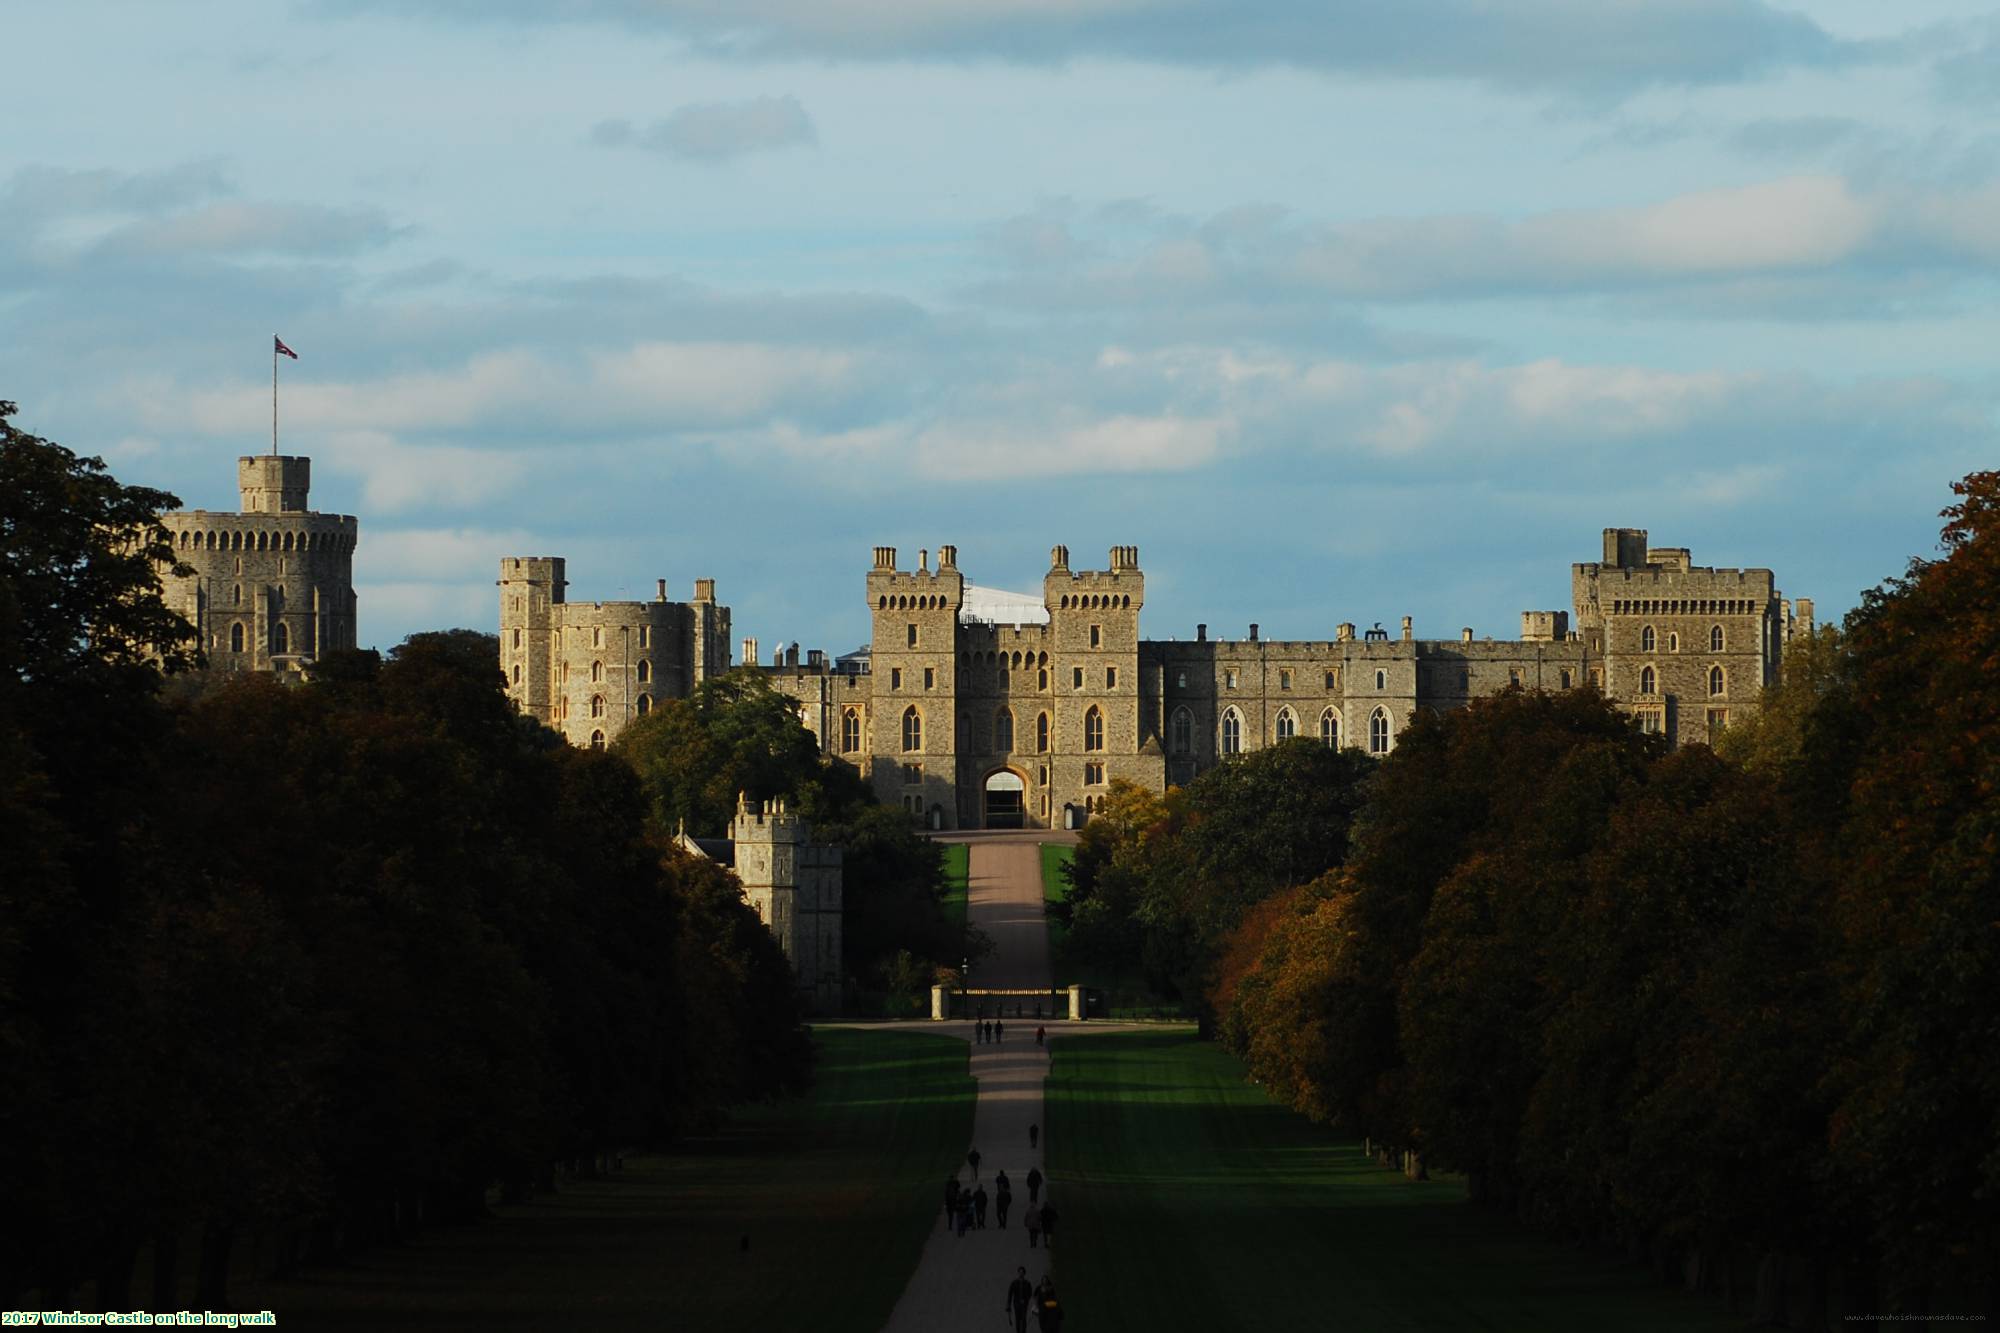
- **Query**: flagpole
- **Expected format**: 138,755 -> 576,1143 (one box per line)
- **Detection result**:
272,342 -> 279,457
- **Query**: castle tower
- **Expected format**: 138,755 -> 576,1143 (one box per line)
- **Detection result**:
864,545 -> 966,825
730,793 -> 843,1012
1043,545 -> 1155,820
160,454 -> 358,675
498,557 -> 566,725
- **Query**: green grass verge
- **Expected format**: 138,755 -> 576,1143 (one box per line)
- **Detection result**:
940,841 -> 970,931
237,1029 -> 974,1332
1040,842 -> 1074,948
1045,1030 -> 1740,1332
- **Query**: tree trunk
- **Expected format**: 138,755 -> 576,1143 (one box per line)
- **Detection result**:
195,1221 -> 234,1309
151,1225 -> 179,1309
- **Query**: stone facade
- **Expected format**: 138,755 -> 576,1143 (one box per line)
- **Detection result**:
160,455 -> 359,675
679,796 -> 843,1012
509,529 -> 1810,831
761,531 -> 1811,829
497,559 -> 730,749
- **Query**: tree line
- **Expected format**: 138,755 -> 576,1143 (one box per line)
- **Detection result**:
0,402 -> 958,1308
1064,473 -> 2000,1323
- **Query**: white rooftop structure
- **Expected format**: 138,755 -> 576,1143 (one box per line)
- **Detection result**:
958,584 -> 1050,626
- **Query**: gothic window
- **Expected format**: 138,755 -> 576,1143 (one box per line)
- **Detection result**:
1171,707 -> 1192,754
1090,625 -> 1101,648
590,660 -> 603,682
925,667 -> 936,690
230,623 -> 244,653
1640,665 -> 1657,695
902,706 -> 923,752
1279,669 -> 1292,690
841,708 -> 861,753
1710,625 -> 1725,652
589,730 -> 606,751
1325,669 -> 1337,689
995,708 -> 1014,752
1275,708 -> 1296,741
512,628 -> 521,649
1641,625 -> 1657,652
1036,712 -> 1050,752
1375,669 -> 1386,691
232,584 -> 241,605
1106,667 -> 1117,688
591,695 -> 606,718
1225,670 -> 1238,689
1667,632 -> 1680,653
636,694 -> 652,715
1085,762 -> 1105,786
638,659 -> 651,683
592,627 -> 602,647
1369,707 -> 1391,755
1176,671 -> 1186,689
1320,709 -> 1339,747
1072,667 -> 1084,689
512,664 -> 522,685
1709,665 -> 1726,696
891,667 -> 903,690
1038,668 -> 1049,690
1221,709 -> 1242,756
1560,669 -> 1572,690
638,626 -> 649,648
1084,707 -> 1104,752
273,622 -> 288,654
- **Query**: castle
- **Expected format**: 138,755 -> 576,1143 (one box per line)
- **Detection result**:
159,455 -> 359,674
504,532 -> 1814,831
678,795 -> 843,1012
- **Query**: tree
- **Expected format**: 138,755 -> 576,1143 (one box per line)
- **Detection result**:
614,669 -> 823,836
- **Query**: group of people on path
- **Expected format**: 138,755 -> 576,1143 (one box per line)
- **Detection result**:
943,1148 -> 1054,1244
971,1020 -> 1049,1046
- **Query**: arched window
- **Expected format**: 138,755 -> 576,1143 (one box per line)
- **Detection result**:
273,622 -> 288,654
902,706 -> 923,752
637,659 -> 651,683
512,664 -> 521,684
1275,708 -> 1296,741
841,708 -> 861,753
230,623 -> 244,653
1374,669 -> 1387,691
1641,625 -> 1657,652
592,627 -> 602,647
591,695 -> 606,718
636,694 -> 652,716
1036,712 -> 1050,752
1710,625 -> 1725,652
1320,709 -> 1339,747
1222,708 -> 1241,756
995,708 -> 1014,752
231,584 -> 241,605
1709,665 -> 1725,697
1640,665 -> 1656,695
1369,708 -> 1391,755
1083,707 -> 1104,752
1171,707 -> 1192,754
591,660 -> 603,683
511,628 -> 521,649
589,730 -> 606,751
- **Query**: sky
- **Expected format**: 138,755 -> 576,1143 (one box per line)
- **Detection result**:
5,1 -> 1999,655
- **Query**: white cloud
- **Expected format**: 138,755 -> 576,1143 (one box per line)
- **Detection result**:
355,579 -> 494,635
319,431 -> 529,514
356,525 -> 543,582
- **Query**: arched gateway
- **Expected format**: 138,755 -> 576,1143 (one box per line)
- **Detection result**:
983,769 -> 1025,829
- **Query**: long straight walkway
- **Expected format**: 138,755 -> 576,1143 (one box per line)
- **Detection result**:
882,832 -> 1070,1332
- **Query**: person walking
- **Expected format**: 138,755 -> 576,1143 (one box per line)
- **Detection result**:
1035,1025 -> 1046,1047
1005,1266 -> 1034,1333
1039,1200 -> 1059,1251
973,1181 -> 989,1228
1025,1204 -> 1042,1249
974,1020 -> 984,1045
1034,1276 -> 1065,1331
967,1146 -> 982,1181
994,1020 -> 1005,1043
1025,1165 -> 1043,1205
956,1192 -> 974,1238
943,1175 -> 960,1230
994,1171 -> 1013,1228
1028,1122 -> 1039,1151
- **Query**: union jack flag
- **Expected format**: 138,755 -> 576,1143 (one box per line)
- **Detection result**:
274,335 -> 298,360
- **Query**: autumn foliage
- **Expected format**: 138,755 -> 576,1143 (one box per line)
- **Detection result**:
1215,475 -> 2000,1317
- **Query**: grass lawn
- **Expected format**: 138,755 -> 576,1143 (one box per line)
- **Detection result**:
1045,1030 -> 1741,1333
235,1029 -> 973,1332
940,841 -> 970,931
